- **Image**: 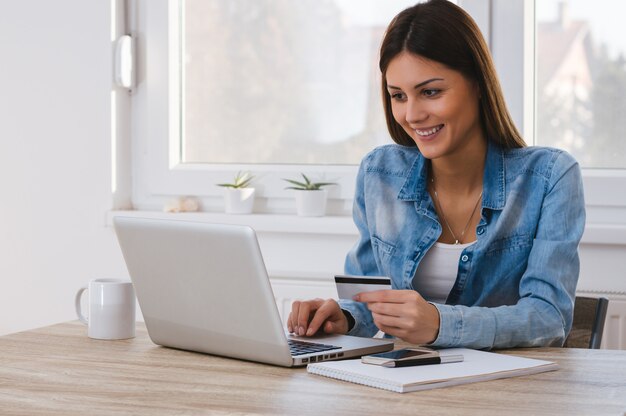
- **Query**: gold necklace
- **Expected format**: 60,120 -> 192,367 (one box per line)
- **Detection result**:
430,177 -> 483,245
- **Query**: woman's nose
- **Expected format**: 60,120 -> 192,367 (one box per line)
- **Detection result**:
405,99 -> 428,125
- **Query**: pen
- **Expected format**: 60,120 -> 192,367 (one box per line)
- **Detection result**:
383,354 -> 464,368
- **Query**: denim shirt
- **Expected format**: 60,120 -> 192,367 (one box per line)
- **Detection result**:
339,141 -> 585,349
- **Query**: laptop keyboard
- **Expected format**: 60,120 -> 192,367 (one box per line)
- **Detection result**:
288,339 -> 341,356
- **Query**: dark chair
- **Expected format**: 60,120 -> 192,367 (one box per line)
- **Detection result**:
563,296 -> 609,349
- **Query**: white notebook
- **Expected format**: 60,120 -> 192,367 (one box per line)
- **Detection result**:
307,348 -> 558,393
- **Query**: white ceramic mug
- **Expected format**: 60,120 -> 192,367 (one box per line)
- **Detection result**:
75,279 -> 136,340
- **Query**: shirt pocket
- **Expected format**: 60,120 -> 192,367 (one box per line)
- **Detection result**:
485,234 -> 533,257
371,235 -> 397,276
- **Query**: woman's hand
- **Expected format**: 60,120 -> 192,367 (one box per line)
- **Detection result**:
354,290 -> 440,344
287,298 -> 349,337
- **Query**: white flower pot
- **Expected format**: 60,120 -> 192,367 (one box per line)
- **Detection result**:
294,189 -> 327,217
224,188 -> 255,214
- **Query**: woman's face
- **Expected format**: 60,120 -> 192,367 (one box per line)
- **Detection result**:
385,51 -> 484,161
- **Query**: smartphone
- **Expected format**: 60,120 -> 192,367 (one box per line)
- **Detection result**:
361,347 -> 439,366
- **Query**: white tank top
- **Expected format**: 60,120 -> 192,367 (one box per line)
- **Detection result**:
412,241 -> 475,304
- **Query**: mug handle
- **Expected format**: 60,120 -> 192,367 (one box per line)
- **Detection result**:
75,286 -> 88,324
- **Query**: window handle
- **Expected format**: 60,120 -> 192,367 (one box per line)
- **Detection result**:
115,34 -> 135,90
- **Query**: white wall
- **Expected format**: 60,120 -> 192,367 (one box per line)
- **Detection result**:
0,1 -> 128,335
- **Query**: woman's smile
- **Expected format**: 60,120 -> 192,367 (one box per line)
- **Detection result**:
414,124 -> 444,139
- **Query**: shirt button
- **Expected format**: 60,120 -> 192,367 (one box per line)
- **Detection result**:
477,227 -> 485,235
461,254 -> 469,262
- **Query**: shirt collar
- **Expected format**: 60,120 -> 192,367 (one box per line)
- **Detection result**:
396,140 -> 506,210
397,150 -> 428,202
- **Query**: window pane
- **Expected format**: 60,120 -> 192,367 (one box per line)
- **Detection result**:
181,0 -> 419,165
536,0 -> 626,168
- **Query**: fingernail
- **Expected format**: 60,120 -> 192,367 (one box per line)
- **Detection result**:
352,295 -> 360,302
306,328 -> 313,336
298,327 -> 305,336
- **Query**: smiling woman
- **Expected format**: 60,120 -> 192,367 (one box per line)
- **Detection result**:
288,0 -> 586,350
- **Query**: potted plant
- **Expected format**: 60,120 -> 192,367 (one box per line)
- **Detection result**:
283,174 -> 336,217
217,171 -> 256,214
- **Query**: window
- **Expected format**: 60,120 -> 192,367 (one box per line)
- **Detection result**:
129,0 -> 625,224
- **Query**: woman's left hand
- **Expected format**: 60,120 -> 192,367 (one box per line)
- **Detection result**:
353,290 -> 440,344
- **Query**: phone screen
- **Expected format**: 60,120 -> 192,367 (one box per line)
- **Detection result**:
368,348 -> 434,360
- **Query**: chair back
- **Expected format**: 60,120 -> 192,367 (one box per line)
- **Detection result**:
564,296 -> 609,349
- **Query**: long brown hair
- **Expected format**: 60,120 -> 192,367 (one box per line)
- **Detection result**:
380,0 -> 525,149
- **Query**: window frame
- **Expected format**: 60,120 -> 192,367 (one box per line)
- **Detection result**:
131,0 -> 373,214
130,0 -> 626,224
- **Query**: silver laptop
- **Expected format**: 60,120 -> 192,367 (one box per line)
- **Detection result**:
113,216 -> 393,367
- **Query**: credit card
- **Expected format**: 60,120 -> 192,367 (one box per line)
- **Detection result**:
334,275 -> 392,300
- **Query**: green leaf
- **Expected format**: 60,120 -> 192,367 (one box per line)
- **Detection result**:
283,178 -> 308,189
310,182 -> 336,189
218,171 -> 255,188
283,173 -> 337,190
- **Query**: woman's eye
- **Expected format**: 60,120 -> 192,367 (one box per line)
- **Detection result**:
390,92 -> 406,101
422,89 -> 440,97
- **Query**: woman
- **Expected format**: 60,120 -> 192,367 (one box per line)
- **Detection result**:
288,0 -> 585,349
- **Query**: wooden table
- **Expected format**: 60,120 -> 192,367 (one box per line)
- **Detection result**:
1,322 -> 625,415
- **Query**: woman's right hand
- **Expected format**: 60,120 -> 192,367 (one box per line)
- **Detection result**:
287,298 -> 349,337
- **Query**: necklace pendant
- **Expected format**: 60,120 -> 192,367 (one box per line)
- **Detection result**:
454,239 -> 460,245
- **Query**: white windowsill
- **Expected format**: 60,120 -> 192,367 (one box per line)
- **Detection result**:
106,210 -> 358,236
